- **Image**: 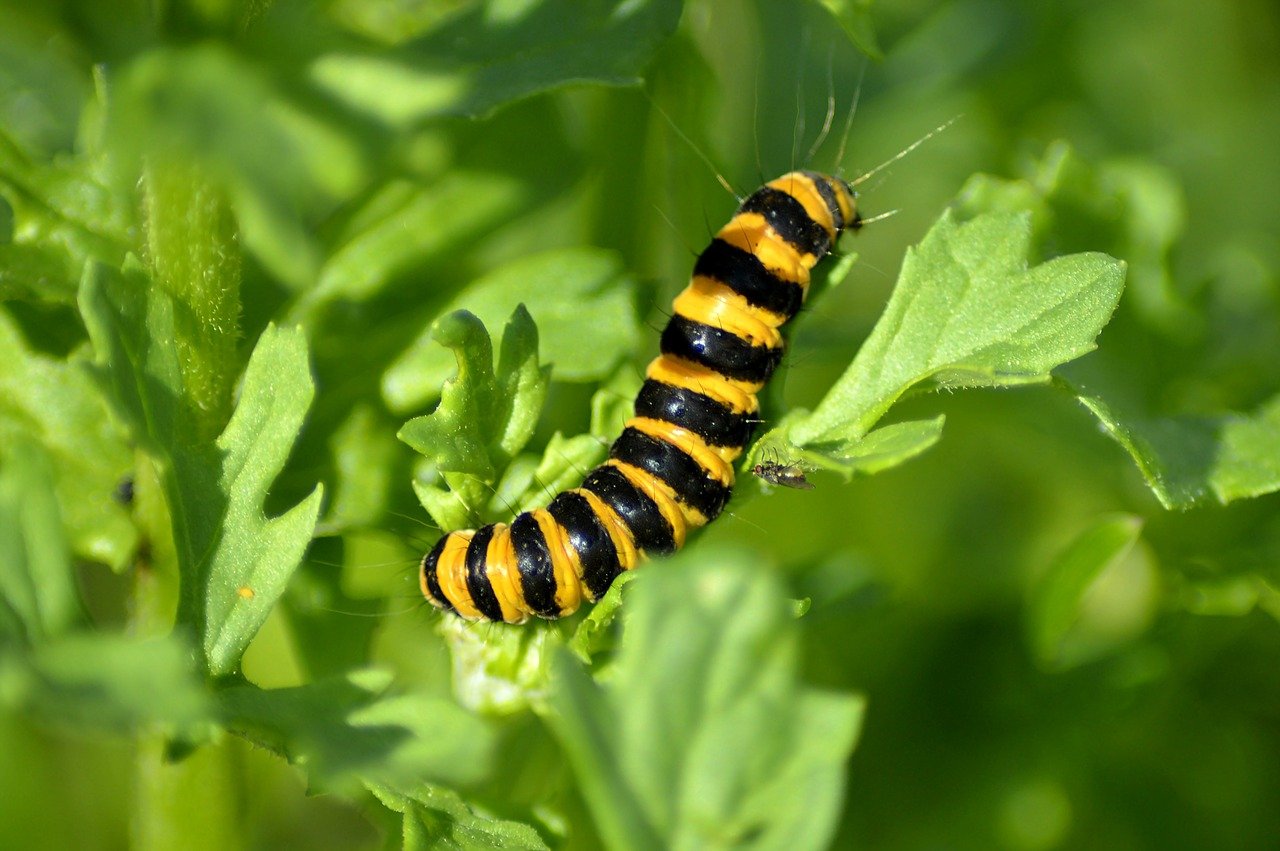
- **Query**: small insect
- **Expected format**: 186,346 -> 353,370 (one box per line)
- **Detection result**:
113,476 -> 135,506
418,171 -> 860,623
752,459 -> 816,490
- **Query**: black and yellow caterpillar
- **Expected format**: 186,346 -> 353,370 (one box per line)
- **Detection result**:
421,171 -> 860,622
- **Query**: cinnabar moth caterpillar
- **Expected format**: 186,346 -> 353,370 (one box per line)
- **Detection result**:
421,171 -> 860,622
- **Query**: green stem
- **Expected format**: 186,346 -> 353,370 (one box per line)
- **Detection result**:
132,736 -> 244,851
143,158 -> 242,446
142,158 -> 241,642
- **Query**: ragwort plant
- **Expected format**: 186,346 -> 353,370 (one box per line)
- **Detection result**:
2,0 -> 1279,848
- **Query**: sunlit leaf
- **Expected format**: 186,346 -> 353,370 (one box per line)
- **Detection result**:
309,0 -> 685,121
80,263 -> 322,676
792,211 -> 1126,446
545,549 -> 864,850
399,307 -> 549,530
0,309 -> 135,570
1073,389 -> 1280,509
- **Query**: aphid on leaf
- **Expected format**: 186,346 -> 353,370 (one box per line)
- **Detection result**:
752,459 -> 816,490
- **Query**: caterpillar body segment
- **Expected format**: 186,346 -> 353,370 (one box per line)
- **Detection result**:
421,171 -> 860,622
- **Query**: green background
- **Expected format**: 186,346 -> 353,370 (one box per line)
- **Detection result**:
1,0 -> 1278,848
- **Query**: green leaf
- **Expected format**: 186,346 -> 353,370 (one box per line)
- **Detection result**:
219,669 -> 496,792
0,128 -> 133,283
821,416 -> 947,475
0,633 -> 214,738
199,325 -> 325,675
956,140 -> 1194,337
812,0 -> 883,60
80,264 -> 322,676
1026,515 -> 1145,669
749,413 -> 946,484
0,308 -> 136,570
521,432 -> 608,509
1176,573 -> 1280,620
544,549 -> 865,851
568,570 -> 638,663
438,615 -> 566,715
384,248 -> 640,414
318,404 -> 399,534
1026,515 -> 1160,670
369,781 -> 548,851
0,440 -> 79,642
792,210 -> 1126,446
590,366 -> 643,442
399,308 -> 548,474
0,9 -> 90,153
1073,389 -> 1280,509
0,242 -> 78,303
400,307 -> 550,529
294,173 -> 527,324
309,0 -> 685,121
110,44 -> 368,288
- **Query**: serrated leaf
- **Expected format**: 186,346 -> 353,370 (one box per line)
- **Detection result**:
545,550 -> 864,851
79,264 -> 322,676
219,669 -> 496,793
1073,389 -> 1280,509
792,210 -> 1126,446
368,781 -> 549,851
308,0 -> 685,121
399,308 -> 550,531
200,325 -> 326,674
0,440 -> 79,642
0,309 -> 136,570
956,140 -> 1194,336
1026,515 -> 1145,670
401,311 -> 502,481
568,570 -> 637,663
384,248 -> 640,414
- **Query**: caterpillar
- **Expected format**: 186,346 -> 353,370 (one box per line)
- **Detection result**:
420,170 -> 860,622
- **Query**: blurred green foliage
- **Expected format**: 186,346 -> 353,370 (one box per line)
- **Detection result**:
1,0 -> 1279,849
